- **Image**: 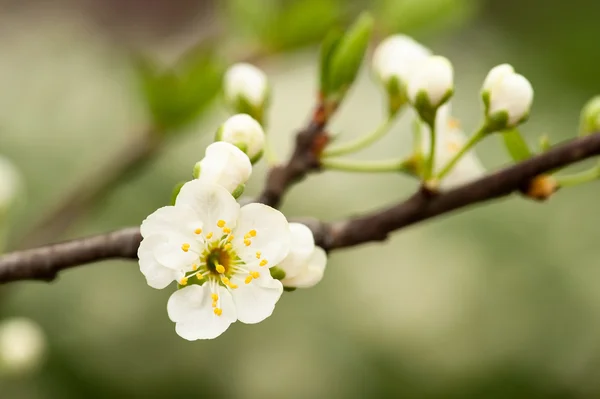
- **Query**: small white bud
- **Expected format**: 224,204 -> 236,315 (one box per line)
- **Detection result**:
194,142 -> 252,194
372,34 -> 431,87
482,64 -> 534,129
0,318 -> 46,376
216,114 -> 265,163
279,223 -> 327,289
0,156 -> 21,213
223,63 -> 269,123
407,56 -> 454,125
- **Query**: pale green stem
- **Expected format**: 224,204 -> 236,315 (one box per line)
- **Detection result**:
412,118 -> 424,156
321,157 -> 412,174
323,117 -> 396,157
423,119 -> 437,180
555,164 -> 600,187
436,126 -> 488,180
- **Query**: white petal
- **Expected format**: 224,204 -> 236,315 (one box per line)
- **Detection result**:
489,73 -> 534,125
408,56 -> 454,106
277,223 -> 315,279
282,247 -> 327,288
168,285 -> 237,340
196,142 -> 252,193
372,34 -> 431,85
175,180 -> 241,236
224,63 -> 268,107
220,114 -> 265,160
140,205 -> 202,238
138,235 -> 182,289
230,272 -> 283,324
152,232 -> 200,271
232,203 -> 290,268
482,64 -> 514,92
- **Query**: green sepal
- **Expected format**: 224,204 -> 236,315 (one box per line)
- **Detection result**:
326,12 -> 374,101
502,129 -> 532,162
484,111 -> 510,133
579,96 -> 600,136
231,184 -> 245,199
319,28 -> 343,97
170,181 -> 187,205
192,162 -> 201,179
249,149 -> 264,164
386,76 -> 407,117
283,286 -> 297,293
269,266 -> 286,281
227,92 -> 267,126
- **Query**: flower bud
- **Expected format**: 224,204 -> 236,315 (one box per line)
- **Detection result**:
372,34 -> 431,114
193,141 -> 252,195
279,223 -> 327,289
482,64 -> 533,131
215,114 -> 265,163
579,96 -> 600,136
0,156 -> 21,214
407,56 -> 454,125
0,318 -> 46,376
223,63 -> 269,124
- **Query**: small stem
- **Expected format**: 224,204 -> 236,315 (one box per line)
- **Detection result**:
412,118 -> 424,156
436,125 -> 487,180
321,157 -> 413,174
423,118 -> 437,180
323,117 -> 396,157
555,164 -> 600,187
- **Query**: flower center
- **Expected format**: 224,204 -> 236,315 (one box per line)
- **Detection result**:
205,247 -> 232,276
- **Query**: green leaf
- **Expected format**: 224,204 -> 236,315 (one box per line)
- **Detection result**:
319,28 -> 343,96
502,129 -> 532,162
134,48 -> 224,132
327,12 -> 374,100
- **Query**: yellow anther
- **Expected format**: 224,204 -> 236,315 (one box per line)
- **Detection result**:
250,271 -> 260,279
244,239 -> 252,247
260,259 -> 268,267
224,243 -> 232,250
181,243 -> 190,252
245,276 -> 253,284
179,277 -> 188,286
192,264 -> 198,271
194,228 -> 202,235
221,276 -> 230,285
214,308 -> 222,316
230,283 -> 238,289
197,273 -> 204,280
211,293 -> 219,301
216,264 -> 225,274
248,229 -> 257,237
227,235 -> 234,242
223,227 -> 231,234
206,232 -> 213,239
212,302 -> 217,308
255,251 -> 261,259
217,220 -> 226,228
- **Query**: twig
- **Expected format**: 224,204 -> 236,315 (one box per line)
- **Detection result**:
2,132 -> 600,284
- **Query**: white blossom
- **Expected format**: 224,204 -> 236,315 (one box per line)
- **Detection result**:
279,223 -> 327,289
0,156 -> 20,212
407,55 -> 454,110
372,34 -> 431,88
139,180 -> 291,340
193,142 -> 252,194
0,318 -> 46,375
216,114 -> 265,163
224,63 -> 269,119
421,105 -> 485,190
482,64 -> 534,128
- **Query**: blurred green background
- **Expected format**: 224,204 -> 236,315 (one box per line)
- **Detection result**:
1,0 -> 600,397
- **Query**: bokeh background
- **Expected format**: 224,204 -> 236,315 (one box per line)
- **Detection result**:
1,0 -> 600,397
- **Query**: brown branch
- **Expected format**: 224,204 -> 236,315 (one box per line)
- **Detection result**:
2,132 -> 600,284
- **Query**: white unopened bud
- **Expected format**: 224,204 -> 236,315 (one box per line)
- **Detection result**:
215,114 -> 265,163
372,35 -> 431,115
0,156 -> 20,213
407,56 -> 454,125
223,63 -> 269,124
0,318 -> 46,376
482,64 -> 533,130
279,223 -> 327,289
193,142 -> 252,195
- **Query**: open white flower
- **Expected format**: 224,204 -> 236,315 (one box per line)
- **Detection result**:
482,64 -> 533,128
407,55 -> 454,110
139,180 -> 291,340
224,63 -> 269,122
193,141 -> 252,195
216,114 -> 265,163
278,223 -> 327,289
372,34 -> 431,89
0,156 -> 20,213
0,318 -> 46,375
421,105 -> 485,190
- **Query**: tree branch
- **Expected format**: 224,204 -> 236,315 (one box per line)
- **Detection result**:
2,132 -> 600,284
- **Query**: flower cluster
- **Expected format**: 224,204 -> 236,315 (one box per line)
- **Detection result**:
139,65 -> 328,339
